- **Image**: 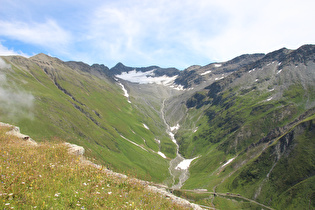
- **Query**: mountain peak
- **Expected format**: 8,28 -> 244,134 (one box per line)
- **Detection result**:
30,53 -> 62,63
113,62 -> 126,68
31,53 -> 51,59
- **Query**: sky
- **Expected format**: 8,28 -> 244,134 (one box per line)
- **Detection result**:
0,0 -> 314,69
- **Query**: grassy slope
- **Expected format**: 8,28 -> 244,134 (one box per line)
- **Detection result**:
0,127 -> 186,209
0,55 -> 171,183
217,114 -> 315,209
126,83 -> 178,159
175,62 -> 315,209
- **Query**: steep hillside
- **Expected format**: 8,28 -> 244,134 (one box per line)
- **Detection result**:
173,45 -> 315,209
0,54 -> 175,183
0,125 -> 194,209
218,113 -> 315,209
1,44 -> 314,209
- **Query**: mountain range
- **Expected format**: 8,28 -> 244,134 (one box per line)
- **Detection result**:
0,44 -> 314,209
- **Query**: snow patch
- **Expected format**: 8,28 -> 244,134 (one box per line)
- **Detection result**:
222,157 -> 235,167
276,69 -> 282,74
214,63 -> 222,68
170,124 -> 180,132
201,70 -> 211,76
266,97 -> 273,101
169,84 -> 185,91
268,88 -> 275,92
255,79 -> 259,82
168,131 -> 177,144
248,68 -> 256,73
158,151 -> 167,159
117,82 -> 131,103
193,128 -> 198,133
175,157 -> 198,170
143,123 -> 149,130
215,76 -> 224,81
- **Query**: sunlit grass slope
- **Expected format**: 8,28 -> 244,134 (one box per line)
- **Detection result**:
0,55 -> 173,183
0,127 -> 186,209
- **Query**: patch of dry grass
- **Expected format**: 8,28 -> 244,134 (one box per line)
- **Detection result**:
0,127 -> 187,209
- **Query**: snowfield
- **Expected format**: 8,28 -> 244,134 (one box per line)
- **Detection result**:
175,157 -> 199,170
116,70 -> 177,86
115,70 -> 186,90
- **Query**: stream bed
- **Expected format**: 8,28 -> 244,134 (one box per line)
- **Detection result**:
161,99 -> 198,189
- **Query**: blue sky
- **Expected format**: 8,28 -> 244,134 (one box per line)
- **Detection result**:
0,0 -> 314,69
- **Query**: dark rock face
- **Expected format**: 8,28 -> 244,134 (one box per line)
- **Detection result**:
66,61 -> 94,73
65,61 -> 111,78
223,53 -> 265,67
174,53 -> 265,89
279,44 -> 315,67
200,45 -> 315,104
174,70 -> 203,88
110,62 -> 136,75
154,68 -> 180,77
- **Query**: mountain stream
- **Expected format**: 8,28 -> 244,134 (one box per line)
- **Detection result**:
161,99 -> 197,189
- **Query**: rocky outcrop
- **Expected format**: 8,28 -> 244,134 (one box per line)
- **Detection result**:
0,122 -> 37,146
63,142 -> 85,156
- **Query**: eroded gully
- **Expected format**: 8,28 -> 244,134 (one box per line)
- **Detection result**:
161,99 -> 193,189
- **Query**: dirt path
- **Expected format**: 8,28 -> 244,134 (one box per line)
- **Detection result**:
181,189 -> 275,210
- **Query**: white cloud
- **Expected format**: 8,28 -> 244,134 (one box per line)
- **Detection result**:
0,42 -> 29,57
0,0 -> 314,68
85,0 -> 315,67
0,43 -> 18,56
0,19 -> 71,54
183,0 -> 315,61
84,0 -> 223,67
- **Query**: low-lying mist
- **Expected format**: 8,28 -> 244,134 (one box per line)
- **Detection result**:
0,58 -> 34,121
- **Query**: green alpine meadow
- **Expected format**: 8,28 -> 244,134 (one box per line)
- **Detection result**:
1,45 -> 314,209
